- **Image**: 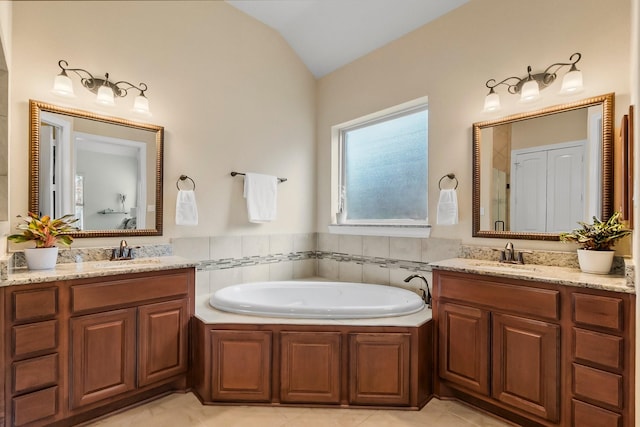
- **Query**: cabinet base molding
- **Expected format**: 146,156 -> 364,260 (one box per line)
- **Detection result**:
193,319 -> 433,410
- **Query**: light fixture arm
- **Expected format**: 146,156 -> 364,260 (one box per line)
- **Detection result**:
541,52 -> 582,84
485,76 -> 523,95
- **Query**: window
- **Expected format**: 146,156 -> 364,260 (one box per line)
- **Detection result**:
337,100 -> 428,227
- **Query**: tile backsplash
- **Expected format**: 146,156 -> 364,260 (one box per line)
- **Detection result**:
175,233 -> 462,297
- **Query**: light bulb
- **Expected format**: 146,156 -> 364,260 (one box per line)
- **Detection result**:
520,79 -> 540,103
132,93 -> 151,116
560,68 -> 583,94
483,91 -> 501,112
96,85 -> 115,106
51,72 -> 75,97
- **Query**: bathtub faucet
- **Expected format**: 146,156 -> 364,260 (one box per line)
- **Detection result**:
403,274 -> 432,309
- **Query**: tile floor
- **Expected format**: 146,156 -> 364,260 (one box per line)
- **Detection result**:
87,392 -> 513,427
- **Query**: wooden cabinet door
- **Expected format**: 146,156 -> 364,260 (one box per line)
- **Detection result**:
210,330 -> 272,402
138,299 -> 189,387
70,309 -> 136,409
280,331 -> 341,404
438,302 -> 490,395
348,333 -> 411,406
492,313 -> 560,422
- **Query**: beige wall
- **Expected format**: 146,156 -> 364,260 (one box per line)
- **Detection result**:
316,0 -> 631,251
0,0 -> 10,254
9,1 -> 316,248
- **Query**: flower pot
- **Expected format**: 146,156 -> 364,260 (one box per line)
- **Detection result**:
24,247 -> 59,270
576,249 -> 614,275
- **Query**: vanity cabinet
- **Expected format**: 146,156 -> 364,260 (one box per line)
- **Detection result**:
433,269 -> 635,427
570,291 -> 633,427
3,267 -> 195,427
194,321 -> 433,409
5,284 -> 62,427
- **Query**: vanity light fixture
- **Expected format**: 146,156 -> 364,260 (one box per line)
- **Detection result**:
51,60 -> 152,116
483,52 -> 583,112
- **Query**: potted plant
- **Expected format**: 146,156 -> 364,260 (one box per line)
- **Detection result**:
8,212 -> 79,270
559,211 -> 631,274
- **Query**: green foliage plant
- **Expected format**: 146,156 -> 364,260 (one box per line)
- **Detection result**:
8,212 -> 79,248
559,211 -> 631,251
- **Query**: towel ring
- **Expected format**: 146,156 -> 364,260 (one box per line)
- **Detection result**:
438,173 -> 458,190
176,175 -> 196,191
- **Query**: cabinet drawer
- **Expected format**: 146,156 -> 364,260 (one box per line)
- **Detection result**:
436,272 -> 559,320
13,353 -> 59,394
71,272 -> 189,313
13,320 -> 58,358
573,363 -> 623,409
12,386 -> 58,427
572,399 -> 621,427
12,287 -> 58,322
573,293 -> 623,332
573,328 -> 623,370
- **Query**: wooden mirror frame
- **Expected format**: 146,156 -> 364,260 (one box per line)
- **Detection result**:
472,93 -> 614,241
29,100 -> 164,237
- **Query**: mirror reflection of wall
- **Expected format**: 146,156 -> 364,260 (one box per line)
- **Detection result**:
39,111 -> 154,232
479,104 -> 603,234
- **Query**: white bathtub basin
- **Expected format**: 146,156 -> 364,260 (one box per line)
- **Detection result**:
210,281 -> 425,319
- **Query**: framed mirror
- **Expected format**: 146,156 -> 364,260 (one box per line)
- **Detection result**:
472,93 -> 614,240
29,100 -> 164,237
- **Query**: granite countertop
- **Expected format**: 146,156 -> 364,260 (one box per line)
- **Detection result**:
195,294 -> 433,327
1,256 -> 198,287
430,258 -> 634,294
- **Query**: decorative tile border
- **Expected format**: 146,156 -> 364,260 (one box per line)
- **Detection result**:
198,251 -> 317,271
316,251 -> 432,272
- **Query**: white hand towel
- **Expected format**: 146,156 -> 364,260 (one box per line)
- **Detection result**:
244,173 -> 278,223
436,189 -> 458,225
175,190 -> 199,226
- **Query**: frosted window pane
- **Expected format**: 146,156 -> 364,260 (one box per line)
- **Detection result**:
344,109 -> 427,221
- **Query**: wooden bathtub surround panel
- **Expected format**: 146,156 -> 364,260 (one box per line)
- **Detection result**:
436,272 -> 560,321
12,287 -> 58,323
491,313 -> 560,422
573,328 -> 624,370
195,321 -> 432,410
70,271 -> 190,314
3,267 -> 195,427
138,299 -> 189,387
438,302 -> 489,395
280,332 -> 341,404
432,269 -> 636,427
349,333 -> 411,406
70,308 -> 137,409
210,330 -> 272,402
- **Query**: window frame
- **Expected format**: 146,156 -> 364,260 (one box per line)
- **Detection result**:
336,100 -> 430,227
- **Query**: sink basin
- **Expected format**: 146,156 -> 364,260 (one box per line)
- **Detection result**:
93,259 -> 162,269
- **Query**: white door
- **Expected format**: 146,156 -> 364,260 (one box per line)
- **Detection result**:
39,125 -> 56,217
511,151 -> 547,232
546,145 -> 585,233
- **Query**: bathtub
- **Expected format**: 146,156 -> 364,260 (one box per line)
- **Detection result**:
209,281 -> 425,319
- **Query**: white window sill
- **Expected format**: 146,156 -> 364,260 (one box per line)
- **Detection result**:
327,224 -> 432,238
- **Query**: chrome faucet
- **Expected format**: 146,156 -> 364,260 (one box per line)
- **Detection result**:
111,239 -> 133,260
500,242 -> 524,264
404,274 -> 432,308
